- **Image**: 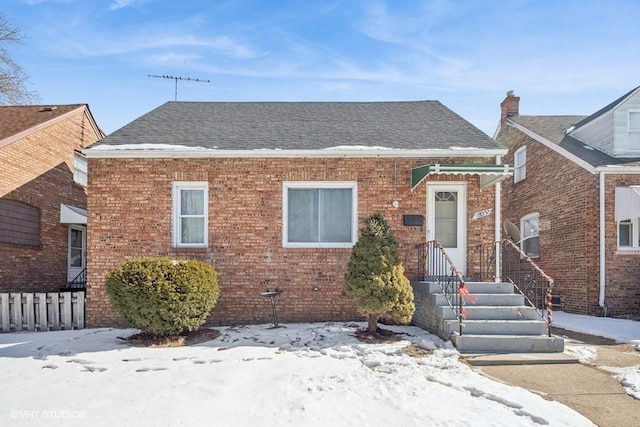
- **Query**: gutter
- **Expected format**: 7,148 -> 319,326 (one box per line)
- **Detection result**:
599,171 -> 606,311
494,155 -> 502,283
83,147 -> 508,159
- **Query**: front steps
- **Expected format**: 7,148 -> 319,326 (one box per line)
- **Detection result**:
412,281 -> 564,353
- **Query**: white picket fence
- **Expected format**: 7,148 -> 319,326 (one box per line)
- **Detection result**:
0,291 -> 85,332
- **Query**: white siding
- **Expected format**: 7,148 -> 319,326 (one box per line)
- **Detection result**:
572,110 -> 614,153
570,89 -> 640,157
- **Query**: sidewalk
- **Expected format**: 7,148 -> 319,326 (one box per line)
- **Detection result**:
463,328 -> 640,427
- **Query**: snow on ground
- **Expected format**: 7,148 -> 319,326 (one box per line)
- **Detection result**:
0,321 -> 598,427
553,311 -> 640,400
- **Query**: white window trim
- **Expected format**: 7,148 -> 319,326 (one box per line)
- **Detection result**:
172,181 -> 209,248
282,181 -> 358,248
514,146 -> 526,183
520,212 -> 539,258
617,218 -> 640,250
628,110 -> 640,152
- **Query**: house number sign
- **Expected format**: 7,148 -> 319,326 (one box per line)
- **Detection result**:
472,208 -> 492,220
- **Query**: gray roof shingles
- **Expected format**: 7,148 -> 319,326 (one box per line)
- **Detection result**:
93,101 -> 502,151
509,114 -> 640,168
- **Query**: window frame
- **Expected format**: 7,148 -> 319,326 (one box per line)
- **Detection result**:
520,212 -> 539,258
282,181 -> 358,249
628,110 -> 640,151
172,181 -> 209,248
73,152 -> 88,186
617,218 -> 640,250
513,146 -> 526,183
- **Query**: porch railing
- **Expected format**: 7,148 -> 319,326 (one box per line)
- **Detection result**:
477,240 -> 554,336
61,268 -> 87,291
415,241 -> 470,335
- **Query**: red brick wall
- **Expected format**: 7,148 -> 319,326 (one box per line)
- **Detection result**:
0,110 -> 100,292
87,157 -> 498,326
500,125 -> 640,315
603,174 -> 640,315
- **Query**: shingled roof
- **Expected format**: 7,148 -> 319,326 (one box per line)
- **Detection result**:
0,105 -> 87,143
507,113 -> 640,168
92,100 -> 501,151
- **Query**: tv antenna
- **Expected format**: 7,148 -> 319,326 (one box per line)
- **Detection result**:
147,74 -> 211,101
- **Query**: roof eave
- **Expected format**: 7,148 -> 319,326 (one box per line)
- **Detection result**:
0,105 -> 97,149
83,147 -> 508,159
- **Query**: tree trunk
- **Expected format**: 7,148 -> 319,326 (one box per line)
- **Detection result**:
367,314 -> 378,334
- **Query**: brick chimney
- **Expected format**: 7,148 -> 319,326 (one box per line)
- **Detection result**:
500,90 -> 520,124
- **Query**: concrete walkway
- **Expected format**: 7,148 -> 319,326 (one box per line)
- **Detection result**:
463,329 -> 640,427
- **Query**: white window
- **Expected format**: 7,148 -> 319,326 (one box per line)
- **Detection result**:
283,181 -> 358,248
520,213 -> 539,258
629,111 -> 640,151
74,152 -> 88,186
614,186 -> 640,249
618,218 -> 640,249
514,146 -> 526,183
172,182 -> 208,248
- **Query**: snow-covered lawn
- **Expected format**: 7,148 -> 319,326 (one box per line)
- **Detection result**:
0,319 -> 607,427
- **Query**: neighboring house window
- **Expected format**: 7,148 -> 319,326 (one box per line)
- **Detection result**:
618,219 -> 635,248
283,181 -> 357,248
74,152 -> 88,186
615,186 -> 640,249
514,146 -> 526,183
520,213 -> 539,258
629,111 -> 640,151
172,182 -> 208,247
0,199 -> 41,246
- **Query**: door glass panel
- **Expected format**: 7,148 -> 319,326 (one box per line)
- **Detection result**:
69,228 -> 85,267
435,191 -> 457,247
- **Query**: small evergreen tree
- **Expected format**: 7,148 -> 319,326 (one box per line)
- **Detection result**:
344,213 -> 415,333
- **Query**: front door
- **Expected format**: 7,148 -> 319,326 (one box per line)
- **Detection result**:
67,225 -> 86,283
427,183 -> 467,276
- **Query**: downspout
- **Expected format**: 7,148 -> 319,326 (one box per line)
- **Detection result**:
495,155 -> 502,282
599,171 -> 606,313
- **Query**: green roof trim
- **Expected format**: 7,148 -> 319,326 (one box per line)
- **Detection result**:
410,163 -> 514,191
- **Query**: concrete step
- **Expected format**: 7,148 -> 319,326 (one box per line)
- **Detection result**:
437,305 -> 541,321
443,319 -> 549,336
451,333 -> 565,354
431,293 -> 524,307
413,281 -> 515,295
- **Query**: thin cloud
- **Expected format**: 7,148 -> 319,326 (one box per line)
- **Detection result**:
108,0 -> 143,12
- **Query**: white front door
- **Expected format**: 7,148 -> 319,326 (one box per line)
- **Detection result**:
427,183 -> 467,276
67,225 -> 86,282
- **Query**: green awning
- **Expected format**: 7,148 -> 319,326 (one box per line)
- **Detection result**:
410,163 -> 514,191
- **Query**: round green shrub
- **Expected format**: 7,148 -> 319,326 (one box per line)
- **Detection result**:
105,257 -> 220,336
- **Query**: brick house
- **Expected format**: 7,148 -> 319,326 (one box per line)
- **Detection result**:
0,104 -> 104,293
84,101 -> 512,326
496,87 -> 640,317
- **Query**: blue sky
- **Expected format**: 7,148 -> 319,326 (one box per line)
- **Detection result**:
4,0 -> 639,136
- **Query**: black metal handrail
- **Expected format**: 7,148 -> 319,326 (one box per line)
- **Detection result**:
415,241 -> 471,335
64,267 -> 87,290
476,240 -> 554,336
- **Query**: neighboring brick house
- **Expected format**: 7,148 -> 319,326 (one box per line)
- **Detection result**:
84,101 -> 512,326
496,87 -> 640,317
0,105 -> 104,293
